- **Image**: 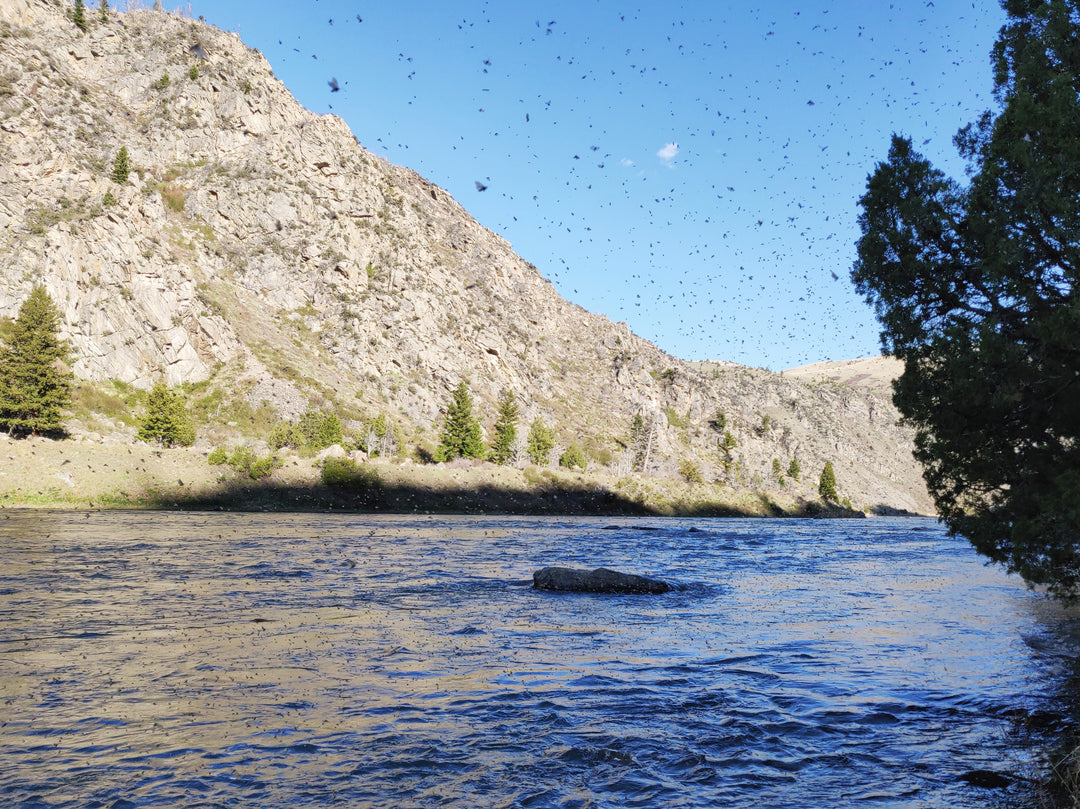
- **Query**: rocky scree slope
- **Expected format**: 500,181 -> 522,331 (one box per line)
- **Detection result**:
0,0 -> 932,514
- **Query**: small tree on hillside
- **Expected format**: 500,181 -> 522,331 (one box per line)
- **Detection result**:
137,382 -> 195,447
110,146 -> 130,184
98,0 -> 109,23
719,430 -> 737,474
435,380 -> 484,462
525,418 -> 555,466
787,455 -> 801,481
0,285 -> 72,436
630,412 -> 658,472
818,460 -> 839,503
771,458 -> 785,486
708,410 -> 726,433
72,0 -> 87,31
488,389 -> 519,465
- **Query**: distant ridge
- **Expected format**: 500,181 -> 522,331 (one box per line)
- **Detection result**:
783,356 -> 902,398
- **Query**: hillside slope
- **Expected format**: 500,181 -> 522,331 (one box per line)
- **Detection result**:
0,0 -> 932,514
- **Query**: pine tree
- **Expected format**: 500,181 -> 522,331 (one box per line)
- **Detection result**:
72,0 -> 87,31
852,0 -> 1080,597
771,458 -> 784,485
818,461 -> 838,503
629,412 -> 657,472
98,0 -> 109,23
787,456 -> 800,481
110,146 -> 130,184
435,380 -> 484,462
488,389 -> 519,465
719,430 -> 737,473
0,285 -> 72,436
525,418 -> 555,466
137,382 -> 195,447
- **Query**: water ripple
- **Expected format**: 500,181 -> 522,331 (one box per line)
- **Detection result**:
0,512 -> 1074,807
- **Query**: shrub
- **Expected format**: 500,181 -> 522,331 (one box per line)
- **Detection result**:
299,408 -> 343,450
247,454 -> 278,480
664,407 -> 688,429
153,73 -> 170,90
160,185 -> 186,212
268,421 -> 303,450
207,446 -> 228,465
679,459 -> 703,484
188,65 -> 198,80
559,443 -> 586,470
321,456 -> 379,490
103,190 -> 117,206
226,446 -> 279,480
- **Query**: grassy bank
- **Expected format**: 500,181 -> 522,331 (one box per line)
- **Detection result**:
0,433 -> 875,518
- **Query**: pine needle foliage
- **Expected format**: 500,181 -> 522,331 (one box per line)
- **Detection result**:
818,461 -> 838,503
488,389 -> 519,465
526,418 -> 555,466
0,285 -> 72,436
137,382 -> 195,447
435,380 -> 484,462
72,0 -> 87,31
853,0 -> 1080,598
110,146 -> 130,184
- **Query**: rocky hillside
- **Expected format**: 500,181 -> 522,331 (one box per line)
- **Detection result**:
0,0 -> 933,514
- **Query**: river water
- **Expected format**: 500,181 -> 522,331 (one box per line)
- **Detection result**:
0,511 -> 1076,808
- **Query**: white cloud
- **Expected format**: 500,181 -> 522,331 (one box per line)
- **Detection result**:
620,157 -> 635,167
657,142 -> 679,164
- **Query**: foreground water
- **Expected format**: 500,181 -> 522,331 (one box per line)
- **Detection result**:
0,511 -> 1076,808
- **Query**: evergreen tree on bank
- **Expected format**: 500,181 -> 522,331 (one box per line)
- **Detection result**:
0,286 -> 72,436
853,0 -> 1080,598
137,382 -> 195,447
488,389 -> 519,465
435,380 -> 484,462
526,418 -> 555,466
818,461 -> 838,503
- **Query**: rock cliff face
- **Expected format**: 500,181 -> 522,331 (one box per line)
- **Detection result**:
0,0 -> 933,513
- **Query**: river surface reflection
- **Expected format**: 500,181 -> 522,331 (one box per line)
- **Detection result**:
0,511 -> 1074,807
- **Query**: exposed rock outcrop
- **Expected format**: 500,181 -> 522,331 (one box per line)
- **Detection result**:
533,566 -> 672,595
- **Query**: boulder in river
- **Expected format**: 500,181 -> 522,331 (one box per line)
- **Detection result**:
532,566 -> 671,594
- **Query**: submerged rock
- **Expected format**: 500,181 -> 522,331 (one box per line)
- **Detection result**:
532,566 -> 671,594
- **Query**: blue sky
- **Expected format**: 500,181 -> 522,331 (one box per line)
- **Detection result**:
181,0 -> 1006,370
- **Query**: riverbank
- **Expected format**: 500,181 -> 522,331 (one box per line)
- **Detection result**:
0,433 -> 881,517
